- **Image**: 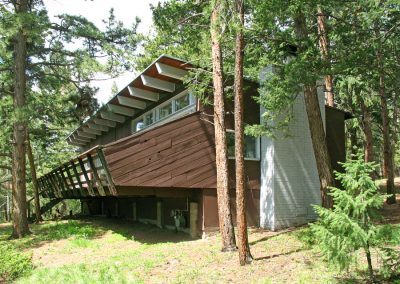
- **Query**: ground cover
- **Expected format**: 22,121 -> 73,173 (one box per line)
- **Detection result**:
0,197 -> 399,283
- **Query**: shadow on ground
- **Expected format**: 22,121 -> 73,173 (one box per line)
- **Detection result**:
0,216 -> 195,251
80,216 -> 195,244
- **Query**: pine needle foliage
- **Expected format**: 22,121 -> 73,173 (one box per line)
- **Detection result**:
311,153 -> 386,278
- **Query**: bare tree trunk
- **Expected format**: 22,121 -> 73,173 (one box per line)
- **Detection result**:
392,91 -> 399,176
234,0 -> 252,265
11,0 -> 30,238
377,52 -> 396,204
374,23 -> 395,204
317,6 -> 334,107
294,12 -> 335,208
26,133 -> 42,223
210,0 -> 236,251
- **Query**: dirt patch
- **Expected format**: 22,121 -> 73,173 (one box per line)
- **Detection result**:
380,195 -> 400,224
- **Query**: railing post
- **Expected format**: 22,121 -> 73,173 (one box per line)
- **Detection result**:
44,176 -> 55,198
87,154 -> 106,196
57,168 -> 70,198
64,164 -> 80,198
96,148 -> 117,196
49,172 -> 62,198
78,158 -> 95,196
70,161 -> 86,197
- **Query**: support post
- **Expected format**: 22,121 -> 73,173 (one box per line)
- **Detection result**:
156,200 -> 163,228
190,202 -> 199,238
115,199 -> 119,217
132,202 -> 137,221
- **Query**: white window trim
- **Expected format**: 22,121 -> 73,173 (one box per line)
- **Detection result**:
226,129 -> 260,161
132,89 -> 196,134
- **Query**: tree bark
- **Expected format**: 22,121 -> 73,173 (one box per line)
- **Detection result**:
359,98 -> 374,164
11,0 -> 30,238
26,133 -> 42,223
377,51 -> 396,204
317,6 -> 334,107
234,0 -> 252,265
210,0 -> 236,251
294,12 -> 335,208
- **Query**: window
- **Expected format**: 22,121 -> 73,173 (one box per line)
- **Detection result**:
174,93 -> 190,111
135,120 -> 145,132
144,112 -> 154,126
131,89 -> 196,134
227,131 -> 259,160
159,102 -> 172,119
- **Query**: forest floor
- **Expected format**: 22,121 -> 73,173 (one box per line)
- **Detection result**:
0,199 -> 399,284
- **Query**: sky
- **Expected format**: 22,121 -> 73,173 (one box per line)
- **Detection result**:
43,0 -> 163,104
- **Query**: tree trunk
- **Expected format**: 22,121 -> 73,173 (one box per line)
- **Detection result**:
375,24 -> 395,204
11,0 -> 30,238
360,98 -> 374,164
377,53 -> 396,204
210,0 -> 236,251
317,6 -> 334,107
294,12 -> 335,208
234,0 -> 252,265
365,243 -> 374,281
26,133 -> 42,223
392,91 -> 399,176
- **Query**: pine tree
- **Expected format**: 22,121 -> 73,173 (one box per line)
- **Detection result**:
311,154 -> 386,279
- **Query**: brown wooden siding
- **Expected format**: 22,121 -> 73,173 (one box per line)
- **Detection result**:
102,112 -> 260,190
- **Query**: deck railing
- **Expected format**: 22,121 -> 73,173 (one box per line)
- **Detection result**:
37,147 -> 117,199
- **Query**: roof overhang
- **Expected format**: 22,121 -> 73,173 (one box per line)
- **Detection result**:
67,55 -> 192,147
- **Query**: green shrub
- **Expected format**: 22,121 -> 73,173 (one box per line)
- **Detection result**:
0,242 -> 33,282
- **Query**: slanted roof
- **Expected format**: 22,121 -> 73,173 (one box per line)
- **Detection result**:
325,105 -> 353,120
68,55 -> 193,147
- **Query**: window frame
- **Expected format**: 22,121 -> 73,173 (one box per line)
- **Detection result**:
226,129 -> 260,161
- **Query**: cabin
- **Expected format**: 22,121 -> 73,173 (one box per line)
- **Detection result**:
37,55 -> 350,236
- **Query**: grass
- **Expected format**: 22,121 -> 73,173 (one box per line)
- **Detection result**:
0,216 -> 399,283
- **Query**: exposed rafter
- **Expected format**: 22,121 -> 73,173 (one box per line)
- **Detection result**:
87,122 -> 109,132
155,62 -> 188,80
107,104 -> 135,117
93,117 -> 117,128
68,137 -> 85,146
69,140 -> 85,147
117,95 -> 147,109
72,134 -> 90,143
77,130 -> 96,139
128,86 -> 159,102
82,126 -> 102,136
100,111 -> 126,123
141,75 -> 175,92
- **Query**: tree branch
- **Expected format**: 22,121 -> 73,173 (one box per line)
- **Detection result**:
0,165 -> 12,171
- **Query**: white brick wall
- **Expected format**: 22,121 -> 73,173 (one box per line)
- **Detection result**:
260,89 -> 325,231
